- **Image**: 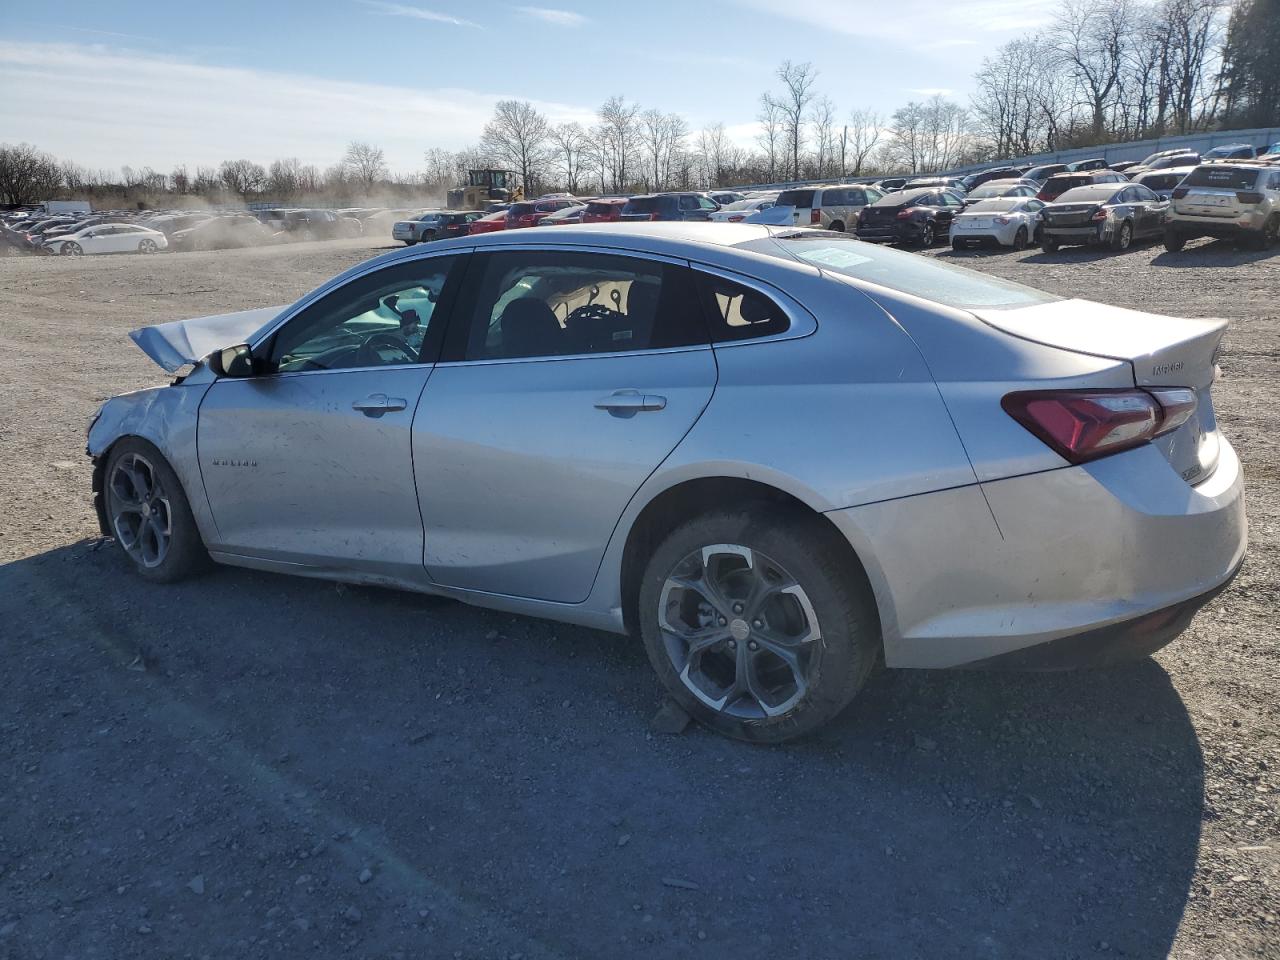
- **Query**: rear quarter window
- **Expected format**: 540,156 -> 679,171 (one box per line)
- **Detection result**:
695,274 -> 790,343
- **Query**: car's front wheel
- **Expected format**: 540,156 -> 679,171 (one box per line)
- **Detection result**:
638,509 -> 879,743
104,439 -> 208,583
138,239 -> 158,254
60,241 -> 83,256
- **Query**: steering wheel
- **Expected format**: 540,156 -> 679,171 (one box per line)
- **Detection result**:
565,303 -> 622,327
355,331 -> 417,366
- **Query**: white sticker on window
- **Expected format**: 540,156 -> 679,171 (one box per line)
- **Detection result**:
794,247 -> 874,268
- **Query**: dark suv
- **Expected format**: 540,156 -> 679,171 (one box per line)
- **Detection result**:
620,193 -> 720,222
1037,170 -> 1127,202
855,188 -> 965,246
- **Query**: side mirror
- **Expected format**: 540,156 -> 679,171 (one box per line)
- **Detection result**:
210,343 -> 255,378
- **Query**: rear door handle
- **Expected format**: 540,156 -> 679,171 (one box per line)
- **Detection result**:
352,393 -> 407,416
594,391 -> 667,414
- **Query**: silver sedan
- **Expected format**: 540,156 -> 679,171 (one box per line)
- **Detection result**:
88,224 -> 1247,742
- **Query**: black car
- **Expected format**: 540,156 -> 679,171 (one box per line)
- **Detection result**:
855,188 -> 966,246
1022,163 -> 1068,183
282,209 -> 362,240
170,215 -> 272,251
1066,157 -> 1109,172
960,166 -> 1022,191
619,193 -> 720,222
1040,183 -> 1170,253
0,223 -> 40,256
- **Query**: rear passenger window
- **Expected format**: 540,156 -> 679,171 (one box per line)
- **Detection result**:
695,273 -> 790,343
679,195 -> 699,211
462,251 -> 708,360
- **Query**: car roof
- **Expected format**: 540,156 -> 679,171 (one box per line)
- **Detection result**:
1055,184 -> 1127,199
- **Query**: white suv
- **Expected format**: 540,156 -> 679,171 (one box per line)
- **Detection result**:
748,184 -> 883,232
1164,163 -> 1280,251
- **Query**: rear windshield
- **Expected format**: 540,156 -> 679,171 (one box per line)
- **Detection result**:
1185,166 -> 1259,190
622,197 -> 661,213
738,233 -> 1058,310
586,201 -> 615,214
1047,175 -> 1090,190
966,198 -> 1021,212
776,189 -> 816,207
507,203 -> 535,216
870,190 -> 927,207
1138,174 -> 1181,190
1056,186 -> 1122,202
969,183 -> 1019,198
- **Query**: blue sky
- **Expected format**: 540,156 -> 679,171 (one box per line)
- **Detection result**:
1,0 -> 1059,172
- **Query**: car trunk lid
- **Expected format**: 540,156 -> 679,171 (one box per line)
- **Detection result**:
130,305 -> 286,372
1043,203 -> 1099,227
972,299 -> 1226,483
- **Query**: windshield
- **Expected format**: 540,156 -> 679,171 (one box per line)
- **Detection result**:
739,233 -> 1058,310
622,197 -> 661,213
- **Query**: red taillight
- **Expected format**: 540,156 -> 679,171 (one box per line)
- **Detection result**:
993,216 -> 1011,225
896,209 -> 914,219
649,212 -> 661,221
518,214 -> 536,227
1037,189 -> 1051,200
1236,191 -> 1264,204
728,214 -> 744,222
1171,187 -> 1189,199
810,209 -> 821,225
1091,208 -> 1108,221
1002,388 -> 1198,464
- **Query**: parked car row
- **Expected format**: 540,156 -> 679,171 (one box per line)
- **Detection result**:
0,205 -> 417,257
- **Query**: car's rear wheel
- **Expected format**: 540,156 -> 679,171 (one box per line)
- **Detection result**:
419,230 -> 436,244
1111,220 -> 1133,251
1163,228 -> 1186,252
104,439 -> 208,583
138,239 -> 157,254
1258,215 -> 1279,250
638,509 -> 879,743
917,221 -> 935,247
828,220 -> 845,233
951,238 -> 966,251
1041,235 -> 1060,253
60,241 -> 83,256
1013,225 -> 1029,250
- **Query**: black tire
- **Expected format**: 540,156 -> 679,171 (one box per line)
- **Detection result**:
951,238 -> 965,251
1249,216 -> 1279,250
1041,236 -> 1059,253
61,241 -> 83,257
1266,216 -> 1280,249
138,238 -> 157,254
637,508 -> 880,743
1163,228 -> 1186,252
103,438 -> 209,583
1013,225 -> 1029,251
828,220 -> 845,233
418,230 -> 436,244
1111,220 -> 1133,251
917,221 -> 935,247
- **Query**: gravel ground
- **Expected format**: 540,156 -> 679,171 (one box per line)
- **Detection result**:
0,235 -> 1276,959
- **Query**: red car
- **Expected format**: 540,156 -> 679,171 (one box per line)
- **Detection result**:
505,198 -> 580,229
582,198 -> 627,223
468,210 -> 508,235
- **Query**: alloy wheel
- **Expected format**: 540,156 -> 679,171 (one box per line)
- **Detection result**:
658,544 -> 821,719
62,241 -> 82,256
139,239 -> 157,253
107,452 -> 173,569
1119,222 -> 1132,249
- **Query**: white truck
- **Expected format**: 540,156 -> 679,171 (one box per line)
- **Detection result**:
38,200 -> 92,216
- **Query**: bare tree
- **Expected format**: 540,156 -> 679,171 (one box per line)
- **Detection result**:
696,123 -> 730,187
595,95 -> 641,191
342,141 -> 388,190
0,144 -> 62,204
771,61 -> 818,180
549,122 -> 588,194
268,158 -> 306,199
845,109 -> 885,175
640,110 -> 688,191
810,95 -> 837,177
756,94 -> 784,182
219,159 -> 267,199
1054,0 -> 1134,138
480,100 -> 551,194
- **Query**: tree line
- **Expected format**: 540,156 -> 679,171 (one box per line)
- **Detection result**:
1,0 -> 1274,207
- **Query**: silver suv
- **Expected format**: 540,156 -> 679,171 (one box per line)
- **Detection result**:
1164,163 -> 1280,251
751,185 -> 883,232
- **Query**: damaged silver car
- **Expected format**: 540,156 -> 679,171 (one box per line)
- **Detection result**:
88,224 -> 1247,742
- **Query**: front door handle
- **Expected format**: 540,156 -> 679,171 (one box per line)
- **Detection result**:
352,393 -> 408,416
594,391 -> 667,415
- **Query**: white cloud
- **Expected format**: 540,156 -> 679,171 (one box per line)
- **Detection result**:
0,43 -> 596,172
358,1 -> 481,28
514,6 -> 587,26
729,0 -> 1056,44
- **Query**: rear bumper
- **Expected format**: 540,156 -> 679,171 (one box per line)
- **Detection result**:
1168,216 -> 1264,239
856,223 -> 922,243
825,437 -> 1247,669
1044,224 -> 1106,245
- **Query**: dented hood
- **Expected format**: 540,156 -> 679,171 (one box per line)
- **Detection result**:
129,305 -> 286,372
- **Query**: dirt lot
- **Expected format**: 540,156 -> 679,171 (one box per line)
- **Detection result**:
1,235 -> 1277,959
